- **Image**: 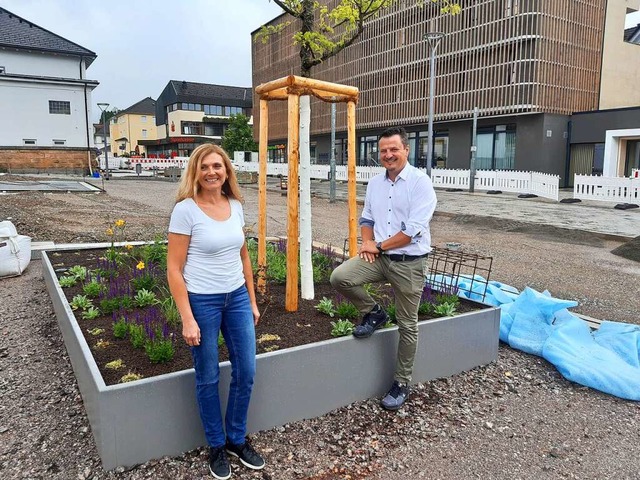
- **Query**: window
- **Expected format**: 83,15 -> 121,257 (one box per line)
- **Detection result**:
0,66 -> 5,74
226,106 -> 243,116
23,139 -> 37,146
204,105 -> 224,116
141,116 -> 147,123
476,125 -> 516,170
204,123 -> 224,136
142,129 -> 148,139
52,139 -> 66,146
49,100 -> 71,115
182,122 -> 203,135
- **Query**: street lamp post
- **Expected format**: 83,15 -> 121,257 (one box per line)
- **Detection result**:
97,102 -> 110,180
424,32 -> 445,178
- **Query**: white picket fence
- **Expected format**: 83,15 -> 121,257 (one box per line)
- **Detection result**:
574,174 -> 640,203
232,161 -> 560,201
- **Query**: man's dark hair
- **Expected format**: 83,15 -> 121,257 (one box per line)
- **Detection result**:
379,127 -> 409,147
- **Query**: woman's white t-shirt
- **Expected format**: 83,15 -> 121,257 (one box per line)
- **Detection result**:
168,197 -> 246,294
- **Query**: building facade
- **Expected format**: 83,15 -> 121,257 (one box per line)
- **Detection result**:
108,97 -> 157,157
140,81 -> 252,158
252,0 -> 640,184
0,7 -> 98,173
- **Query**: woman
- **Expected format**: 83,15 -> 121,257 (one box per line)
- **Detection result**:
167,144 -> 264,479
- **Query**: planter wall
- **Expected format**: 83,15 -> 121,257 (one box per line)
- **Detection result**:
43,249 -> 500,471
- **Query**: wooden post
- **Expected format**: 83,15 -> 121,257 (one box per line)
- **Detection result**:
347,101 -> 358,257
257,99 -> 269,295
286,93 -> 300,311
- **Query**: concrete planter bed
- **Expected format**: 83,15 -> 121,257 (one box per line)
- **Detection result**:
42,247 -> 500,471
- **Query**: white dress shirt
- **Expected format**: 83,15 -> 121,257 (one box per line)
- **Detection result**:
359,164 -> 437,256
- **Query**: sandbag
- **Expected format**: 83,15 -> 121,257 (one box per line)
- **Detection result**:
0,221 -> 31,278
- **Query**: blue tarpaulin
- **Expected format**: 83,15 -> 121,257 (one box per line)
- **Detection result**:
448,276 -> 640,401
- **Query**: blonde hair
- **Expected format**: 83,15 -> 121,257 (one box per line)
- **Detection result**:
175,144 -> 244,203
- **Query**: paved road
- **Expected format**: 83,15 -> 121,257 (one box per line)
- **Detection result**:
4,172 -> 639,239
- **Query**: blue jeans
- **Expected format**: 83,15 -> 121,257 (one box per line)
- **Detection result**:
188,285 -> 256,448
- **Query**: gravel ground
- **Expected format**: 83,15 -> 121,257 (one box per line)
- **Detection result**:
1,176 -> 639,480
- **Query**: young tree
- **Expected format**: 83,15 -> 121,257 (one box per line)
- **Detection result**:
222,114 -> 258,154
259,0 -> 461,300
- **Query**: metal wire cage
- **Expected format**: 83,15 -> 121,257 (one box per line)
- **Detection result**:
426,246 -> 493,301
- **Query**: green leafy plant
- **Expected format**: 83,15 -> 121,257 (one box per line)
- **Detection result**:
134,289 -> 158,307
68,265 -> 88,280
330,319 -> 355,337
82,306 -> 101,320
99,297 -> 122,315
158,293 -> 180,328
58,276 -> 78,287
433,301 -> 458,317
335,301 -> 359,320
418,301 -> 433,315
435,292 -> 460,307
82,279 -> 104,298
145,338 -> 175,363
128,324 -> 146,349
385,303 -> 396,323
140,239 -> 167,270
120,295 -> 135,310
218,332 -> 225,347
113,317 -> 128,339
130,261 -> 158,292
315,297 -> 336,317
70,294 -> 92,311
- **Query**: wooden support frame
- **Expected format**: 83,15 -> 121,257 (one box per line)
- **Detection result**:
256,75 -> 359,311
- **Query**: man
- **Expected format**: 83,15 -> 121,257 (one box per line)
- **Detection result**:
330,126 -> 437,410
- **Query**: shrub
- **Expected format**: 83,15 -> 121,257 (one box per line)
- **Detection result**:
335,301 -> 359,320
70,294 -> 92,311
128,324 -> 146,349
67,265 -> 87,280
144,338 -> 175,363
82,280 -> 103,298
113,317 -> 128,339
385,303 -> 396,323
58,276 -> 78,287
433,301 -> 457,317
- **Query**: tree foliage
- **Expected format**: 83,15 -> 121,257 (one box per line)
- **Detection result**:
260,0 -> 461,77
222,114 -> 258,153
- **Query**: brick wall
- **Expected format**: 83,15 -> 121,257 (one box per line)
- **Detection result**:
0,148 -> 97,174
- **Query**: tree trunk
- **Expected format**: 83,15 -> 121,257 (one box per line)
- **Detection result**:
299,95 -> 314,299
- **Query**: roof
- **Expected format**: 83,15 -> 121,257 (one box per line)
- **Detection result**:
169,80 -> 252,107
117,97 -> 157,116
0,7 -> 97,67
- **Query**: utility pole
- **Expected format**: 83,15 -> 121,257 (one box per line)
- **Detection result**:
424,32 -> 445,177
470,107 -> 478,193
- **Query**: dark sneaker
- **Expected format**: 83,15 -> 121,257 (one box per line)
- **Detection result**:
353,304 -> 389,339
226,438 -> 266,470
381,380 -> 410,410
209,446 -> 231,480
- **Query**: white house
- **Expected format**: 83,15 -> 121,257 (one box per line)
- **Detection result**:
0,7 -> 99,174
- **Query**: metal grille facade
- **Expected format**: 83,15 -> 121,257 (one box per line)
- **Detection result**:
251,0 -> 606,141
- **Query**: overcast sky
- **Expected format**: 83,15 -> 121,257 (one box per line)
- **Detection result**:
2,1 -> 640,123
1,0 -> 284,122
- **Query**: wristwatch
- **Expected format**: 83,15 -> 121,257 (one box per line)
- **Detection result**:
376,242 -> 384,253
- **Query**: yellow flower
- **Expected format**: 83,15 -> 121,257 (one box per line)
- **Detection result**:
136,261 -> 145,270
114,219 -> 126,228
105,228 -> 114,236
124,244 -> 133,250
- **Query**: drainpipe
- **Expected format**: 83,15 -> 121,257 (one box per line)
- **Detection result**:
80,56 -> 93,176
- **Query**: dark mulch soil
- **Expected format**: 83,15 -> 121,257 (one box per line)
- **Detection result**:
49,248 -> 484,386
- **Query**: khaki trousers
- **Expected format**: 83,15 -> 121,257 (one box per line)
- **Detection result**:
330,254 -> 427,384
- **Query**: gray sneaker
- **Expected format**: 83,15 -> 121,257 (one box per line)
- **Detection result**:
381,381 -> 410,410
